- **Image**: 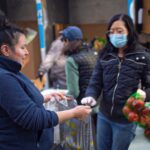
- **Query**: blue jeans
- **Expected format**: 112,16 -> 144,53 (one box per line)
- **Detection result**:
97,112 -> 136,150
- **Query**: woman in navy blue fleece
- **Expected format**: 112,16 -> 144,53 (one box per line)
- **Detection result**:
0,16 -> 91,150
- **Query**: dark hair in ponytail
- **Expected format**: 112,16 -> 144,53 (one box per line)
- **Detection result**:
0,15 -> 25,49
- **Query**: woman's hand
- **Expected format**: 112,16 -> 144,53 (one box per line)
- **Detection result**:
56,105 -> 92,123
43,92 -> 65,103
81,96 -> 97,106
72,105 -> 92,119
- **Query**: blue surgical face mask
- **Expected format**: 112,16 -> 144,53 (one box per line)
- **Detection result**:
109,34 -> 128,48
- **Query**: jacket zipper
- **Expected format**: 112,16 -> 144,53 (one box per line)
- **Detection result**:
35,133 -> 40,148
37,142 -> 40,148
36,130 -> 43,148
109,51 -> 146,115
110,59 -> 122,115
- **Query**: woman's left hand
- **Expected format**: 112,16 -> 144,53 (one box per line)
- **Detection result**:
43,92 -> 65,103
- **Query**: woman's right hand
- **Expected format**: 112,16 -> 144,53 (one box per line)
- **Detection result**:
72,105 -> 92,119
81,96 -> 97,106
56,105 -> 91,123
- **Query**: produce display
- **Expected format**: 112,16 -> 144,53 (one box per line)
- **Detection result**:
122,90 -> 150,140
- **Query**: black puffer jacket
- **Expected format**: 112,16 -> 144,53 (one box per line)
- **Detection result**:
85,44 -> 150,123
72,49 -> 97,104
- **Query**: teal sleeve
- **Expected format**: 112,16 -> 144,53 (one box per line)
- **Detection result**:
65,57 -> 79,99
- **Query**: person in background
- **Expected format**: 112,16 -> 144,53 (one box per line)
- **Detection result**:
0,16 -> 91,150
60,26 -> 98,149
38,35 -> 67,89
90,36 -> 105,53
81,14 -> 150,150
60,26 -> 97,104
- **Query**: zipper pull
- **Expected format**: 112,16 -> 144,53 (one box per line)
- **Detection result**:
118,63 -> 121,69
118,58 -> 123,69
37,142 -> 40,148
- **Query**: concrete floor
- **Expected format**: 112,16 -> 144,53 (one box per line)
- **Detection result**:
129,127 -> 150,150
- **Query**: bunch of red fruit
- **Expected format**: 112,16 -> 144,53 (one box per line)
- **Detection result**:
122,92 -> 150,140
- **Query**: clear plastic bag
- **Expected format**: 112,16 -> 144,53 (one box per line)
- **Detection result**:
122,91 -> 150,141
44,99 -> 61,144
44,97 -> 96,150
60,116 -> 95,150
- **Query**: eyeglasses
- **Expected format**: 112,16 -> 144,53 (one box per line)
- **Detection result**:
106,28 -> 125,35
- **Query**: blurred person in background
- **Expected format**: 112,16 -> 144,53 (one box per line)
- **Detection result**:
60,26 -> 98,149
61,26 -> 97,104
90,36 -> 106,53
38,35 -> 67,89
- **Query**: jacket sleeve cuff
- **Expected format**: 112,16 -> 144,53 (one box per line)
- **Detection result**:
48,111 -> 59,127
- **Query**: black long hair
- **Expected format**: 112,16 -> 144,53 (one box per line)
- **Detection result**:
62,40 -> 83,56
0,15 -> 25,52
100,14 -> 138,57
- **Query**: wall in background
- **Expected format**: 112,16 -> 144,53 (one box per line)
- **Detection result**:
68,0 -> 127,24
0,0 -> 129,79
6,0 -> 36,21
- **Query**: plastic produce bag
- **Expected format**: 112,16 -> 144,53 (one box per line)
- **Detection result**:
44,96 -> 96,150
42,89 -> 68,144
44,98 -> 61,144
143,102 -> 150,140
122,91 -> 150,140
58,99 -> 96,150
60,116 -> 95,150
122,91 -> 145,123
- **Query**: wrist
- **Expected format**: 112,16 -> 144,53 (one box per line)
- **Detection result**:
69,108 -> 76,118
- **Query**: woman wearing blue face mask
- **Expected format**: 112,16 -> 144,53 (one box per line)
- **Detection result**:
81,14 -> 150,150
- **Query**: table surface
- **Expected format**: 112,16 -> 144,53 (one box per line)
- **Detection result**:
128,126 -> 150,150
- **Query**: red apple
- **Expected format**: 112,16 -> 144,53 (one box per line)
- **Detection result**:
146,122 -> 150,128
141,107 -> 150,116
132,100 -> 145,110
126,97 -> 135,107
142,116 -> 150,127
139,116 -> 150,128
144,128 -> 150,139
139,116 -> 147,127
128,112 -> 139,122
122,106 -> 131,116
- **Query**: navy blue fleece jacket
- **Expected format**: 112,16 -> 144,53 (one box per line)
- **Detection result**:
0,56 -> 59,150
